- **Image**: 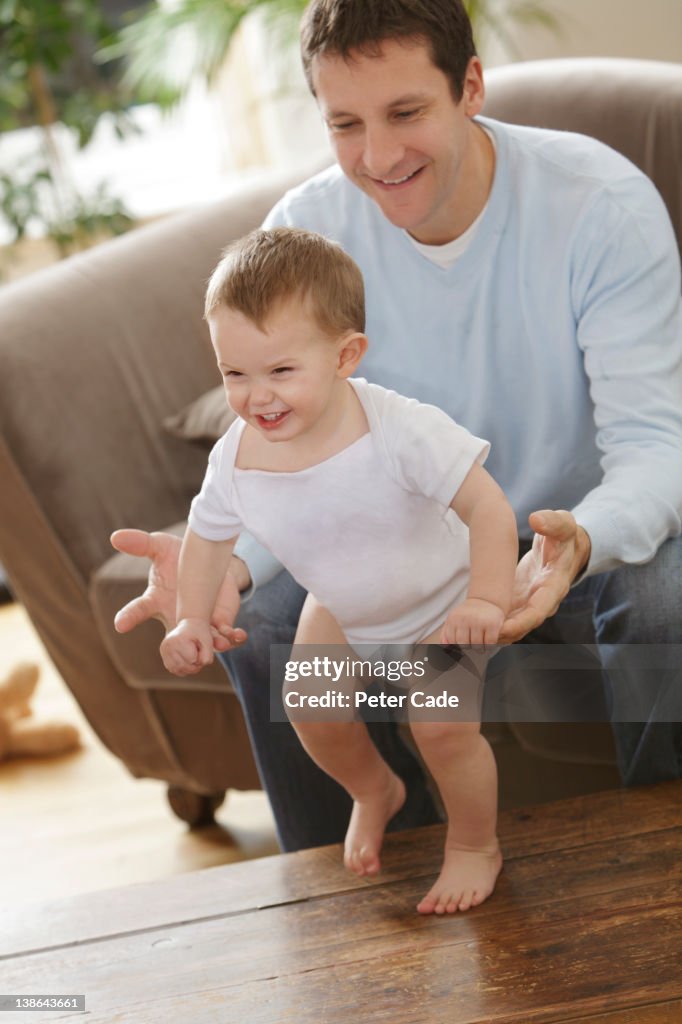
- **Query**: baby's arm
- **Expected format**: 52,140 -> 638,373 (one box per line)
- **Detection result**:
444,464 -> 518,647
160,528 -> 245,675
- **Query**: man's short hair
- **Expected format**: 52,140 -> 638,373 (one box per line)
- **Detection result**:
205,226 -> 366,336
301,0 -> 477,102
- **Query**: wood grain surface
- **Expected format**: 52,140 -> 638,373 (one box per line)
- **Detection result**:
2,781 -> 681,1024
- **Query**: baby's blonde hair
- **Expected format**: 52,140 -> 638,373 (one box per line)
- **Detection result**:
204,226 -> 365,336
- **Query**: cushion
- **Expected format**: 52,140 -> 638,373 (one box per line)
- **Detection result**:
163,386 -> 236,447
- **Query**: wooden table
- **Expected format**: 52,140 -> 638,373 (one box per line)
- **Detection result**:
2,782 -> 681,1023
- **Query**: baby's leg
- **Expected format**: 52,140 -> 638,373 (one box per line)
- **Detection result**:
410,634 -> 501,914
286,596 -> 405,876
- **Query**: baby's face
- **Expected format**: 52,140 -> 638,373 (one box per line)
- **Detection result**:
208,297 -> 349,444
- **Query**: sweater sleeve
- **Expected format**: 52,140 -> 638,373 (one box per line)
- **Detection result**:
570,176 -> 682,575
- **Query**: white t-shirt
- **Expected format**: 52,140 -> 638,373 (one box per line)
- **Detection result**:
189,378 -> 489,649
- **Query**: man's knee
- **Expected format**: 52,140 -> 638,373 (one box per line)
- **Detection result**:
592,535 -> 682,643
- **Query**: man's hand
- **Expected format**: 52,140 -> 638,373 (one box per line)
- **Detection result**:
499,510 -> 591,644
111,530 -> 180,634
110,529 -> 251,651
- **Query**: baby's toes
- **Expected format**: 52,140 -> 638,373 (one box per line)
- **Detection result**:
457,890 -> 475,912
436,891 -> 461,915
416,893 -> 438,914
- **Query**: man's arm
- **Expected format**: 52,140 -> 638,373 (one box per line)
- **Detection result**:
502,179 -> 681,642
232,533 -> 285,601
566,177 -> 682,576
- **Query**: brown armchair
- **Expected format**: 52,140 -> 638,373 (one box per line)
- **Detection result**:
1,58 -> 679,824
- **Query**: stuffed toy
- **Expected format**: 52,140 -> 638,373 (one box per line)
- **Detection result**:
0,662 -> 80,761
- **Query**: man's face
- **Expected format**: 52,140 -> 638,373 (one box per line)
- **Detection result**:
312,37 -> 487,245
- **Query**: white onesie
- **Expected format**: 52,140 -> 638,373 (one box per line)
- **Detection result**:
188,378 -> 490,650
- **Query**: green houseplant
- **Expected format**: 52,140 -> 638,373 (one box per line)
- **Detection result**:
0,0 -> 135,267
104,0 -> 558,113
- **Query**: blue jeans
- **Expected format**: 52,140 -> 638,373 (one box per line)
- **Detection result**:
576,536 -> 682,783
220,535 -> 682,851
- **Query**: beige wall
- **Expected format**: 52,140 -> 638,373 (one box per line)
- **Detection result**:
482,0 -> 682,67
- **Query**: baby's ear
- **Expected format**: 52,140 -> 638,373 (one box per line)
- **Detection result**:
337,332 -> 368,377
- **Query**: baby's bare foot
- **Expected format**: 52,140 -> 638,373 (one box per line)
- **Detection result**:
344,773 -> 406,877
416,838 -> 502,914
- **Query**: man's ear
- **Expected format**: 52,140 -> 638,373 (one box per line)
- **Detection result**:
337,332 -> 368,378
462,56 -> 485,118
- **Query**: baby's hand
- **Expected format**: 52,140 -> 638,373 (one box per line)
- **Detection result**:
441,598 -> 505,648
161,618 -> 216,676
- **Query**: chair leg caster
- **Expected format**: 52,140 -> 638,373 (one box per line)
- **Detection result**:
166,786 -> 226,827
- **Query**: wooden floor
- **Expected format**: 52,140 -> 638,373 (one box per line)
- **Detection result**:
0,602 -> 278,910
4,782 -> 681,1023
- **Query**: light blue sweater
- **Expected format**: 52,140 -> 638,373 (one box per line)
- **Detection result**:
237,116 -> 682,587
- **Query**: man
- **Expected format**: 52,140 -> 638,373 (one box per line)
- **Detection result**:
113,0 -> 682,852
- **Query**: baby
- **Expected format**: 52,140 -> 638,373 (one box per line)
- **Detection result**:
161,227 -> 518,915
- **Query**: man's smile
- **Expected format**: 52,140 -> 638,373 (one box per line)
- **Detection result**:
369,167 -> 425,190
